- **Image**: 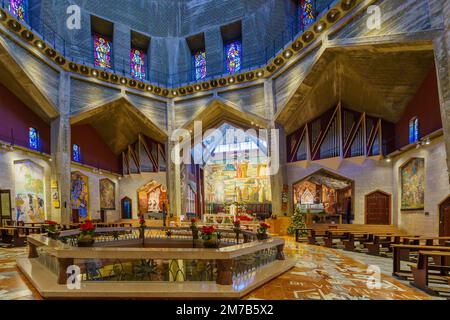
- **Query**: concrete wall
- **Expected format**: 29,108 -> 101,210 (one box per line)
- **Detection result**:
286,158 -> 394,225
71,165 -> 121,222
118,172 -> 167,219
393,137 -> 450,236
0,148 -> 52,221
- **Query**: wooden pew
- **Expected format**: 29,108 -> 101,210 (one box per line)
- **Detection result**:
410,251 -> 450,295
0,226 -> 42,247
392,244 -> 450,279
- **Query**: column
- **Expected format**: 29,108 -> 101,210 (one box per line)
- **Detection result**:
51,72 -> 71,225
265,79 -> 289,216
429,0 -> 450,183
166,100 -> 182,218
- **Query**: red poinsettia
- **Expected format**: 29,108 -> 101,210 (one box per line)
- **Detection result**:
238,215 -> 253,222
191,218 -> 197,224
45,220 -> 58,225
80,220 -> 95,234
200,225 -> 215,235
139,217 -> 146,226
259,222 -> 271,229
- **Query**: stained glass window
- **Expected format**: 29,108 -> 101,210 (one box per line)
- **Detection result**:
94,34 -> 112,69
130,48 -> 146,80
8,0 -> 28,23
28,127 -> 39,150
300,0 -> 315,29
73,144 -> 81,162
193,50 -> 207,80
225,40 -> 242,74
409,118 -> 420,144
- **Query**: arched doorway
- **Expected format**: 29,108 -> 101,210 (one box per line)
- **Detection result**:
365,190 -> 391,225
439,196 -> 450,237
121,197 -> 132,220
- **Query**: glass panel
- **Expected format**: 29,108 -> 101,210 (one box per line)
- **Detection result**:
130,48 -> 146,80
73,144 -> 81,162
8,0 -> 28,23
94,34 -> 112,69
29,127 -> 40,150
300,0 -> 315,29
225,40 -> 242,74
193,50 -> 207,80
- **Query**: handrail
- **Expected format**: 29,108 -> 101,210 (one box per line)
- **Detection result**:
0,0 -> 336,87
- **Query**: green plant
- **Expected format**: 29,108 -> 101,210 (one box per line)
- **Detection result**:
288,207 -> 307,236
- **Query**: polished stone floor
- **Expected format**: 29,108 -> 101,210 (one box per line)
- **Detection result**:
0,238 -> 433,300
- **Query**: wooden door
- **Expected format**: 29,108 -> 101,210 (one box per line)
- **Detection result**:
365,191 -> 391,225
0,190 -> 12,226
439,196 -> 450,237
121,197 -> 132,220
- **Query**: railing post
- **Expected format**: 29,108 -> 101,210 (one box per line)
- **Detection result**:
28,242 -> 38,258
276,243 -> 285,260
57,257 -> 74,285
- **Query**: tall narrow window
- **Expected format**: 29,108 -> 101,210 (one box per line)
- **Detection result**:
193,50 -> 207,80
28,127 -> 40,150
225,40 -> 242,74
73,144 -> 81,162
130,48 -> 146,80
9,0 -> 28,23
409,117 -> 420,144
94,34 -> 112,69
299,0 -> 315,29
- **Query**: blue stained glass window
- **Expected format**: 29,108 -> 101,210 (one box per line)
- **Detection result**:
9,0 -> 28,23
28,127 -> 40,150
130,48 -> 146,80
225,40 -> 242,74
409,118 -> 420,144
73,144 -> 81,162
193,50 -> 207,80
300,0 -> 315,29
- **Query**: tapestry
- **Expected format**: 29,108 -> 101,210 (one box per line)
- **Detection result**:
71,171 -> 89,219
401,158 -> 425,210
14,160 -> 45,223
100,178 -> 115,210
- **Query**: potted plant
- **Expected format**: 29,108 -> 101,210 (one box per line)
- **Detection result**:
190,218 -> 199,240
44,220 -> 59,240
139,216 -> 146,227
78,220 -> 96,247
200,226 -> 219,248
257,222 -> 270,240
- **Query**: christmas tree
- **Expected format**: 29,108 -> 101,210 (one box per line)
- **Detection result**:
287,206 -> 307,236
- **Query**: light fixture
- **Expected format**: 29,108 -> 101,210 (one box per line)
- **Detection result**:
120,78 -> 127,84
92,70 -> 98,77
35,41 -> 44,49
425,138 -> 431,145
283,50 -> 293,59
386,158 -> 391,163
228,77 -> 235,84
195,85 -> 201,91
256,70 -> 264,78
416,143 -> 421,149
48,158 -> 53,162
172,91 -> 178,96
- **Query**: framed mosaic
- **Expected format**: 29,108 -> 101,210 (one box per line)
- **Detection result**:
71,171 -> 89,220
100,178 -> 116,210
400,158 -> 425,211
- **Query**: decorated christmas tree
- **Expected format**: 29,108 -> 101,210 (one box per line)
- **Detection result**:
288,206 -> 307,236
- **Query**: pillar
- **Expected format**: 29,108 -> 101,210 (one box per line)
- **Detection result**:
429,0 -> 450,183
265,79 -> 289,216
51,72 -> 71,225
166,100 -> 182,218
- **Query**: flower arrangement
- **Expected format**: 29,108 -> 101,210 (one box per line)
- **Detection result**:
44,220 -> 59,239
200,226 -> 219,248
190,218 -> 197,229
238,215 -> 253,222
257,222 -> 270,240
78,220 -> 96,247
139,216 -> 146,226
233,219 -> 241,232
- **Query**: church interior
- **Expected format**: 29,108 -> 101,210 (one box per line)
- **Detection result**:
0,0 -> 449,302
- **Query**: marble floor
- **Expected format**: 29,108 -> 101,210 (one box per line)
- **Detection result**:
0,238 -> 435,300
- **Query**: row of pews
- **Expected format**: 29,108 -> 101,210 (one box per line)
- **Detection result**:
0,224 -> 45,247
295,224 -> 450,296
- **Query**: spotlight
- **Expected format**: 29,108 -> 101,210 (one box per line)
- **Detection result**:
386,158 -> 391,163
120,78 -> 127,84
48,158 -> 53,162
92,70 -> 98,77
283,50 -> 292,59
256,70 -> 264,78
228,77 -> 235,84
425,138 -> 431,145
172,91 -> 178,96
35,41 -> 44,49
195,85 -> 201,91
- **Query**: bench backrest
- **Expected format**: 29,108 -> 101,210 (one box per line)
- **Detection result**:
307,224 -> 406,235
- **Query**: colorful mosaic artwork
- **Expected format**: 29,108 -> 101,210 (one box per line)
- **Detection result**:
193,50 -> 207,80
400,158 -> 425,210
71,172 -> 89,219
8,0 -> 28,23
14,160 -> 45,223
94,34 -> 112,69
130,48 -> 146,80
28,127 -> 39,151
300,0 -> 315,28
137,181 -> 168,215
225,40 -> 242,74
100,178 -> 115,210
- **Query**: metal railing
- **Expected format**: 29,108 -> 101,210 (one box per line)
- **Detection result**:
1,0 -> 336,88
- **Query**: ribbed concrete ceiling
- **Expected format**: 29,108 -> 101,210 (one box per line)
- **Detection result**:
277,42 -> 436,134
